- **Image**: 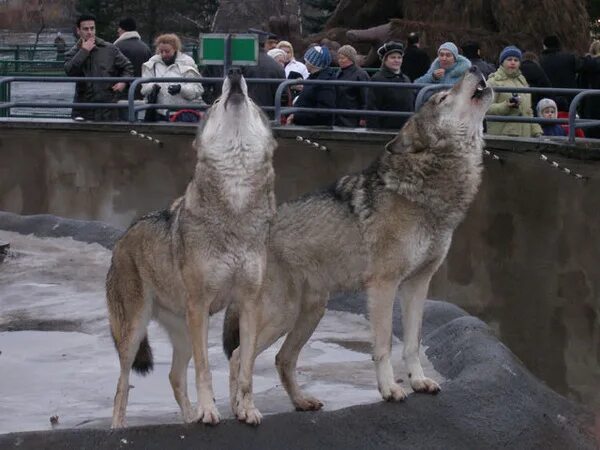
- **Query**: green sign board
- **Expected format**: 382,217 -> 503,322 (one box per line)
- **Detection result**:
199,34 -> 258,66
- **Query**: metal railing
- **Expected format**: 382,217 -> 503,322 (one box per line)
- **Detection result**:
273,79 -> 426,125
1,74 -> 600,144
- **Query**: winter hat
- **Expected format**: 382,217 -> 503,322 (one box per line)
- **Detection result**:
267,48 -> 286,61
499,45 -> 522,64
377,41 -> 404,60
536,98 -> 558,117
438,42 -> 459,60
303,45 -> 331,69
337,44 -> 358,64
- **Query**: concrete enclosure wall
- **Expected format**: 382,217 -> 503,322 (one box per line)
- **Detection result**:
0,123 -> 599,409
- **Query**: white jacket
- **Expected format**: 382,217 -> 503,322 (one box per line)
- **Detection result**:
140,52 -> 205,113
285,59 -> 309,79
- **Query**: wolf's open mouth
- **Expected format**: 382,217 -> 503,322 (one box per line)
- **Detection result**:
471,75 -> 488,99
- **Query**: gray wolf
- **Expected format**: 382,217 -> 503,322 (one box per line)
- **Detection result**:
106,69 -> 276,428
224,66 -> 493,412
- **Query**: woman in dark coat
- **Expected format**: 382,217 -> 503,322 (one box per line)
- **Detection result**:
335,44 -> 370,127
367,41 -> 415,130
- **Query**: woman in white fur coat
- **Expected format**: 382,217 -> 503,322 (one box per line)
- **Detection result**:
140,33 -> 205,120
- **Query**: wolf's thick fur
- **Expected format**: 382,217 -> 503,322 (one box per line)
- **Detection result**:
224,67 -> 493,411
106,70 -> 276,428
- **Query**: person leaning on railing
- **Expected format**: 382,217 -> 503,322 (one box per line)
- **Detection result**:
335,45 -> 370,127
140,33 -> 205,122
64,13 -> 133,121
486,46 -> 542,138
366,41 -> 415,130
286,45 -> 337,126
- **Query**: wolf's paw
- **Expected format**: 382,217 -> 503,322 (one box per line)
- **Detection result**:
236,405 -> 262,426
380,382 -> 408,402
410,376 -> 441,394
182,406 -> 196,424
196,404 -> 220,425
294,395 -> 324,411
110,418 -> 126,429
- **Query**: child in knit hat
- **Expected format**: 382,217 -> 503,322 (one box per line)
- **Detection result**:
536,98 -> 565,136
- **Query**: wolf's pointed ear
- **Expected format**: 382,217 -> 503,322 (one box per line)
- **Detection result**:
385,120 -> 426,154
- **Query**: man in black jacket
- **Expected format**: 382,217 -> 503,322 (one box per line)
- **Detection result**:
539,35 -> 583,106
335,45 -> 369,127
520,51 -> 551,108
401,33 -> 430,82
461,41 -> 495,79
243,31 -> 286,118
287,45 -> 337,126
114,17 -> 152,100
65,14 -> 133,121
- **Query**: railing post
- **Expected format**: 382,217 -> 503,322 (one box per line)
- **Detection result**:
273,79 -> 293,125
15,46 -> 20,73
0,78 -> 7,118
568,91 -> 588,144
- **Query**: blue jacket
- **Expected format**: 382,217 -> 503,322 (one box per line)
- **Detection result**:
415,55 -> 472,85
542,124 -> 566,136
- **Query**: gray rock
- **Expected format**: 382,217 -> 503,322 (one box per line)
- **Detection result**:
0,211 -> 122,249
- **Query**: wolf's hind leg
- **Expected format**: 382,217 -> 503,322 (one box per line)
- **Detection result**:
110,314 -> 152,428
399,267 -> 440,394
165,317 -> 195,423
367,280 -> 407,402
108,272 -> 153,429
276,294 -> 326,412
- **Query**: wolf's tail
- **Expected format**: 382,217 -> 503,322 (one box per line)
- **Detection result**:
131,335 -> 154,374
106,262 -> 154,375
222,301 -> 240,360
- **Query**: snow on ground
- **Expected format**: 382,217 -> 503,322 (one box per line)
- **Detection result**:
0,230 -> 442,434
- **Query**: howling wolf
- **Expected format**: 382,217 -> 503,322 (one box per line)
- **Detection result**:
107,69 -> 276,427
224,66 -> 493,414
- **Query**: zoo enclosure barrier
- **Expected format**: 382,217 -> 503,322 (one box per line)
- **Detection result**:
1,75 -> 600,144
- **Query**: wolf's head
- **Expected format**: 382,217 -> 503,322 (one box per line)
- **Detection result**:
386,66 -> 493,154
195,68 -> 276,157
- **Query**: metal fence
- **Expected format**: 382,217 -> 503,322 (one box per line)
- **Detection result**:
1,74 -> 600,144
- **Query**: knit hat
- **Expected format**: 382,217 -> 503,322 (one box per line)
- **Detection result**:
267,48 -> 286,61
499,45 -> 522,64
438,42 -> 459,60
303,45 -> 331,69
337,44 -> 358,64
536,98 -> 558,117
377,41 -> 404,60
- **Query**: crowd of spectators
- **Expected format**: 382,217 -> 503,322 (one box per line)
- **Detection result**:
62,13 -> 600,137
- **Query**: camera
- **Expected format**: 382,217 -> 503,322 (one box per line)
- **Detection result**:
508,93 -> 521,105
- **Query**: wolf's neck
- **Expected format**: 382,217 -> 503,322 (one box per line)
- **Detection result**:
383,141 -> 484,224
185,146 -> 273,214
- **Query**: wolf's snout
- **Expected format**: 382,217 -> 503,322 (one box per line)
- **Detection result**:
228,67 -> 242,79
228,68 -> 243,87
468,66 -> 480,75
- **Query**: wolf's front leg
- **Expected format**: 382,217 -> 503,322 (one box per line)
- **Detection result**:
233,263 -> 265,425
367,280 -> 407,402
399,269 -> 440,394
184,283 -> 220,425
